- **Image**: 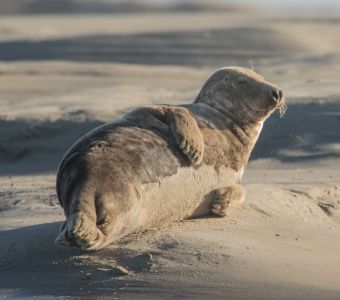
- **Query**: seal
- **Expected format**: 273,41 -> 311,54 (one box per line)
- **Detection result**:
55,67 -> 286,250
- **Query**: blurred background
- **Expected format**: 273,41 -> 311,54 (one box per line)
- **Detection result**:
0,0 -> 340,174
1,0 -> 340,15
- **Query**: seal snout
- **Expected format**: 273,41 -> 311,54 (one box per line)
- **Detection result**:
266,85 -> 287,117
269,87 -> 284,105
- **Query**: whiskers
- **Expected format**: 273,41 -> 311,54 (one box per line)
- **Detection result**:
238,100 -> 287,123
278,103 -> 287,118
230,59 -> 255,71
231,60 -> 238,67
248,59 -> 254,72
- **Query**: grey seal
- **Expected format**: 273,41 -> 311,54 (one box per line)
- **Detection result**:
55,67 -> 286,250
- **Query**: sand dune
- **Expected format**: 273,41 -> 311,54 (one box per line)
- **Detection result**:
1,9 -> 340,299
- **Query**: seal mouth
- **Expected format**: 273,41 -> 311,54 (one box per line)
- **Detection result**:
243,100 -> 271,113
243,96 -> 287,119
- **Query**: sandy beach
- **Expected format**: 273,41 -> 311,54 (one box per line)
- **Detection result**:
1,3 -> 340,299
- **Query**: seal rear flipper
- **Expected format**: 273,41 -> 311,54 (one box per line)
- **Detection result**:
55,221 -> 75,248
66,212 -> 109,250
55,213 -> 110,250
55,194 -> 110,250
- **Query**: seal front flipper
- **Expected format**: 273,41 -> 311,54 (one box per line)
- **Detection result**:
167,107 -> 204,165
136,105 -> 204,165
211,184 -> 246,217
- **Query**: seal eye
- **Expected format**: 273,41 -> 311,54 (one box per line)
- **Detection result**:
224,77 -> 229,82
238,80 -> 248,85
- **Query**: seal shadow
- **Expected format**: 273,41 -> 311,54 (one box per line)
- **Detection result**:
0,222 -> 155,297
190,190 -> 216,218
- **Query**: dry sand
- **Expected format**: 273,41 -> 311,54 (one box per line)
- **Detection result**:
1,9 -> 340,299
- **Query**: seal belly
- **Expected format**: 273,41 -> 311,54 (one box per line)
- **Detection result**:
137,164 -> 238,230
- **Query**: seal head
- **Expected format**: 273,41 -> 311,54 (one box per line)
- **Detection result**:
195,67 -> 286,123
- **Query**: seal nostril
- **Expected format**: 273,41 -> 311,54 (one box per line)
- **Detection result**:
271,89 -> 280,102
